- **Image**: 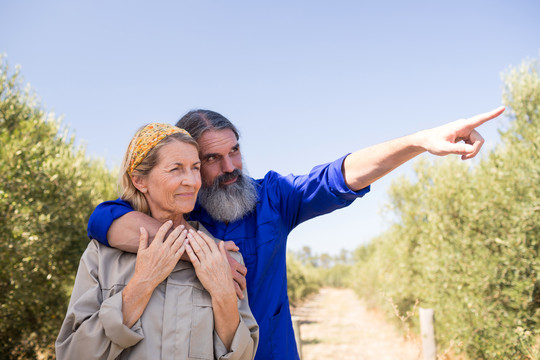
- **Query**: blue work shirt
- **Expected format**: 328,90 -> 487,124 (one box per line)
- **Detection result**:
87,155 -> 369,360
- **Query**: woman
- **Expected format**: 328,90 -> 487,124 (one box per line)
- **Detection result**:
56,123 -> 258,359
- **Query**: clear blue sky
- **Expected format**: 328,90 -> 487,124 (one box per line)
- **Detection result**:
1,0 -> 539,255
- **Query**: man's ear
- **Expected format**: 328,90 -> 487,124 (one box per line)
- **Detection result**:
131,175 -> 147,193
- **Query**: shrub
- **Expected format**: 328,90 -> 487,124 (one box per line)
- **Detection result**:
286,253 -> 322,306
350,57 -> 540,359
0,58 -> 116,359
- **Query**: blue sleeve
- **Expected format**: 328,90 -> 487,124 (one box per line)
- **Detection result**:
266,154 -> 370,232
87,199 -> 134,246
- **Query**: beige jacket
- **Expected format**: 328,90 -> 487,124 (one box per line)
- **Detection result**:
56,222 -> 258,360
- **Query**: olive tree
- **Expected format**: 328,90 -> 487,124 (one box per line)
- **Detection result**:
0,58 -> 116,359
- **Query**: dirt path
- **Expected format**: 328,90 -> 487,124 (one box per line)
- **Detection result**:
291,287 -> 421,360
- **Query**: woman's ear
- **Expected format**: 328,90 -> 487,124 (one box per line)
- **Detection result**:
131,175 -> 147,193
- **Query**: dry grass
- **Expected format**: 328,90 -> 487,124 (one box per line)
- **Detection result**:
291,288 -> 421,360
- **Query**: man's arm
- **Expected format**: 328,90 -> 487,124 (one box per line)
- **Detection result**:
343,106 -> 505,191
108,212 -> 161,253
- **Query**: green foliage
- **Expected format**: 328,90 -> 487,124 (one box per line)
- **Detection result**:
318,263 -> 353,288
286,252 -> 322,306
287,247 -> 356,304
0,58 -> 117,359
350,57 -> 540,359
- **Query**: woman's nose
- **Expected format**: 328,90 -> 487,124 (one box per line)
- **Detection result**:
182,170 -> 198,186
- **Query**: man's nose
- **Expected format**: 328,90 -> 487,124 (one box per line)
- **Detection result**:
221,156 -> 235,173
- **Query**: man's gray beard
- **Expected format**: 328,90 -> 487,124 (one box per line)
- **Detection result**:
197,170 -> 258,223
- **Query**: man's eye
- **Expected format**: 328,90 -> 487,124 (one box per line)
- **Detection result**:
206,156 -> 216,162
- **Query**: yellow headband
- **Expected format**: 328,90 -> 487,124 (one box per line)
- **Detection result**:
128,123 -> 191,174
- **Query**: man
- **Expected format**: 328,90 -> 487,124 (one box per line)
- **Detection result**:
88,106 -> 505,359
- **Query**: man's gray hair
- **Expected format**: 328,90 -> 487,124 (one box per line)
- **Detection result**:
176,109 -> 240,141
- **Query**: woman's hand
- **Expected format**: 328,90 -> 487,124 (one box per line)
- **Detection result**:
133,220 -> 188,288
122,220 -> 187,328
184,229 -> 236,298
185,229 -> 240,350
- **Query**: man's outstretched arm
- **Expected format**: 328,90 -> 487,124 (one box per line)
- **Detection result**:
342,106 -> 505,191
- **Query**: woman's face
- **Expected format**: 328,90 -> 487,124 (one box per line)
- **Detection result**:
138,140 -> 201,220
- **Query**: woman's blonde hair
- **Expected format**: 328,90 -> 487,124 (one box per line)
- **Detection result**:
118,127 -> 198,215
